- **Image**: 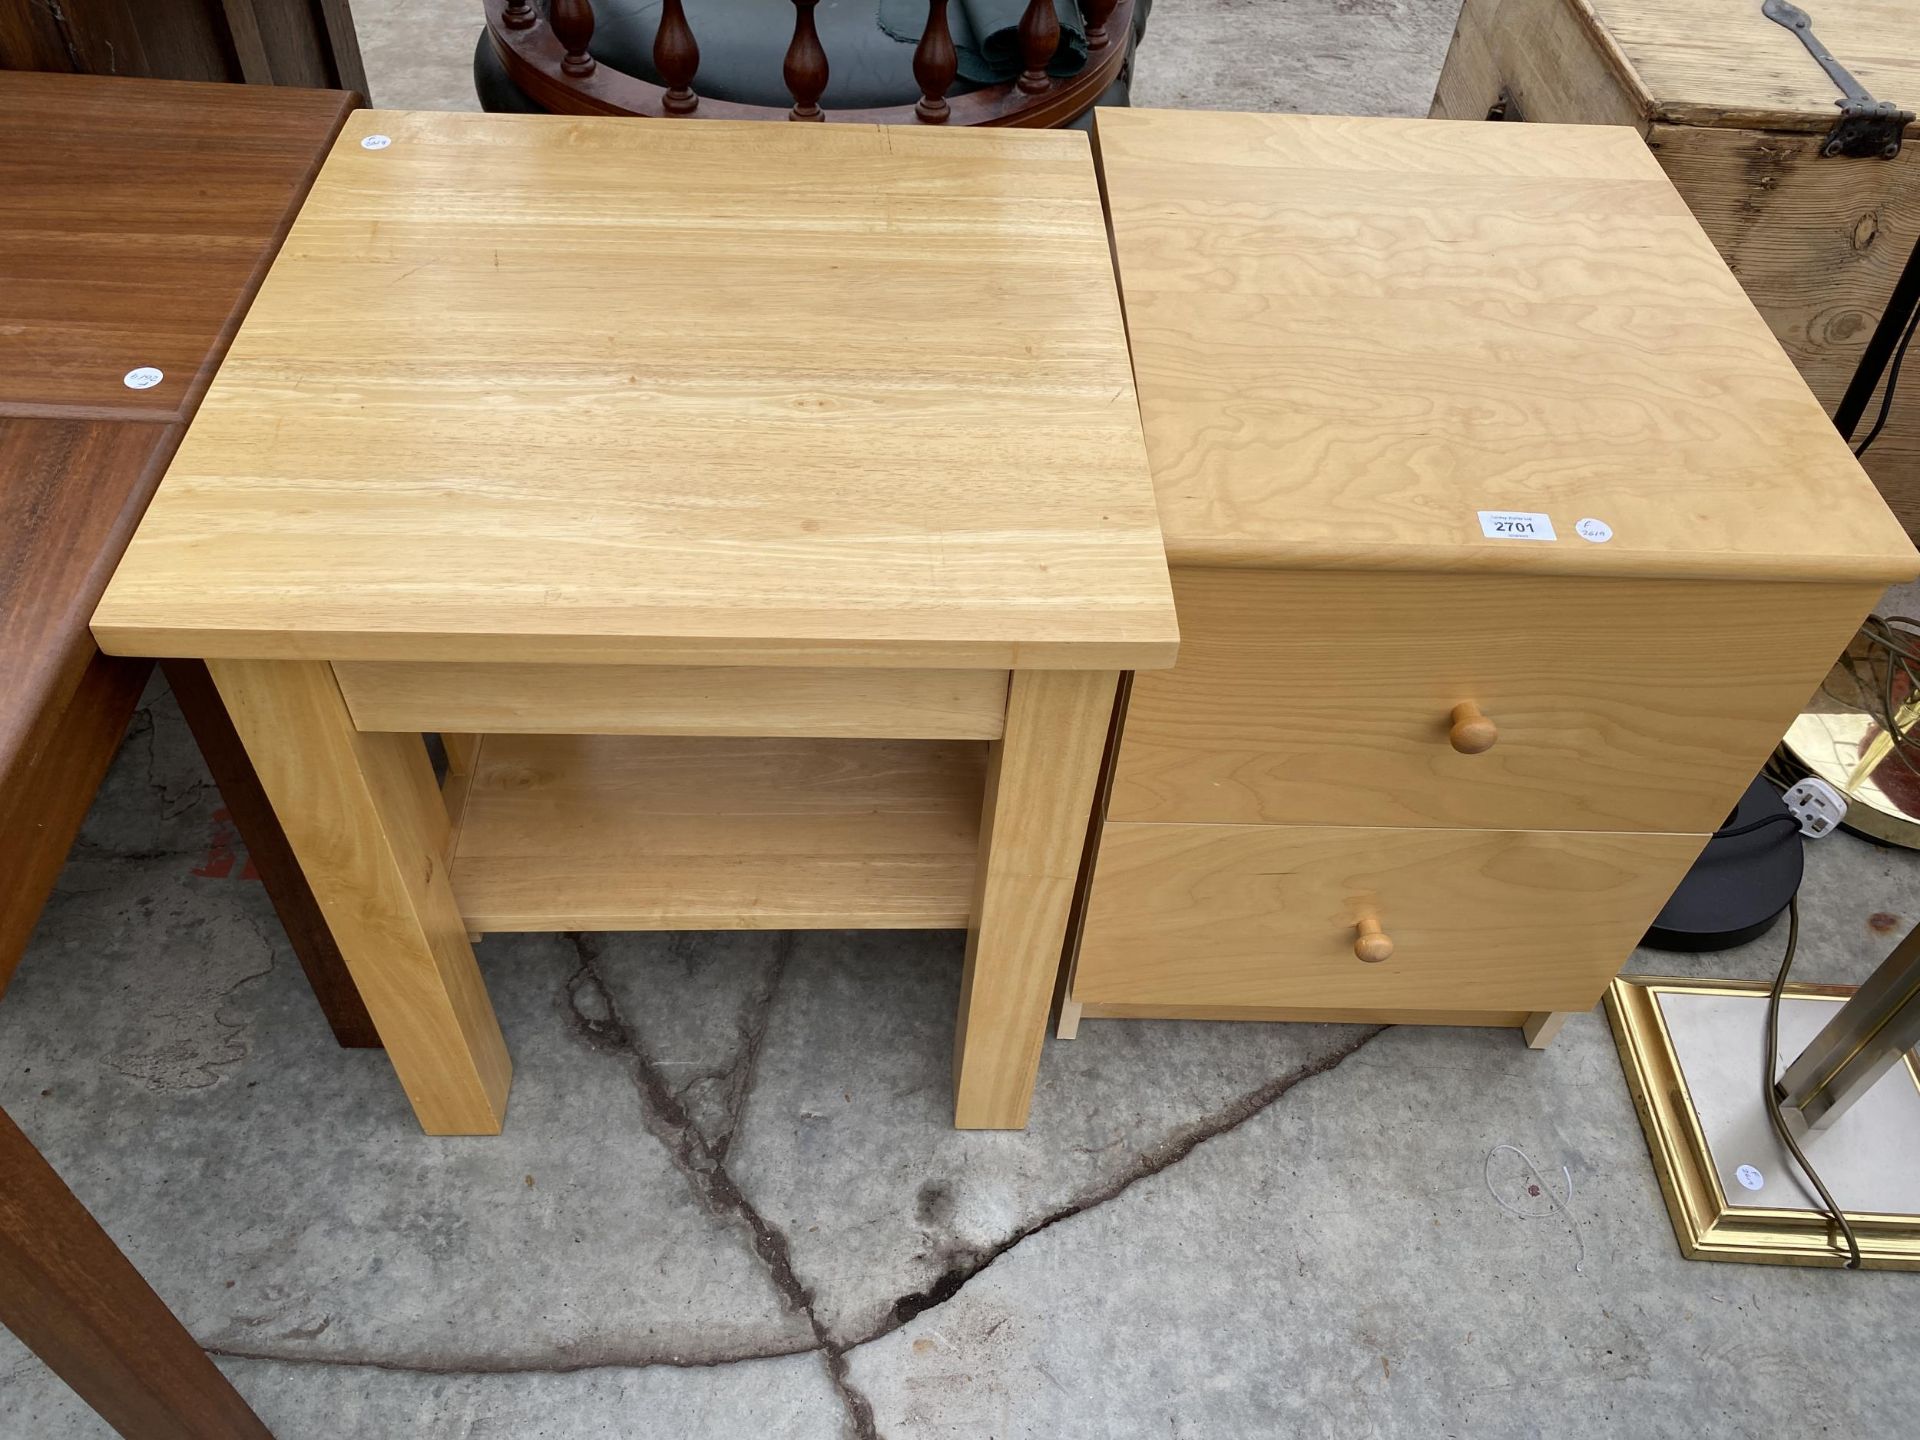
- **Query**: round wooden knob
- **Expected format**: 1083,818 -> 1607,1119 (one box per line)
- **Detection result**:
1354,915 -> 1394,964
1449,702 -> 1498,755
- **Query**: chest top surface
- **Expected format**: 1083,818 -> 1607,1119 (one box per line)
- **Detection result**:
1587,0 -> 1920,132
0,71 -> 354,422
93,110 -> 1175,670
1095,107 -> 1917,583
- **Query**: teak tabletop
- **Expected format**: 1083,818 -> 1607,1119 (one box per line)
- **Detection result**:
1,72 -> 355,801
93,110 -> 1176,670
94,109 -> 1175,1139
3,71 -> 374,1440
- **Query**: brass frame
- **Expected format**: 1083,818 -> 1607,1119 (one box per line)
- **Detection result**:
1604,975 -> 1920,1269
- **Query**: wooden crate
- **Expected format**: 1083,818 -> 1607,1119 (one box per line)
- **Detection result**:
1432,0 -> 1920,538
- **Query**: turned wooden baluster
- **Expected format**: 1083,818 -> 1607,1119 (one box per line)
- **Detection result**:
914,0 -> 957,122
784,0 -> 829,120
502,0 -> 535,29
551,0 -> 596,76
1016,0 -> 1058,94
655,0 -> 700,114
1083,0 -> 1118,50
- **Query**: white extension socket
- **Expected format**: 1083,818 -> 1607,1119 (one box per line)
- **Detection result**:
1781,776 -> 1847,838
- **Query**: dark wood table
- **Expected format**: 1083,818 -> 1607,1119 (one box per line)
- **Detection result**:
0,0 -> 366,96
0,71 -> 371,1440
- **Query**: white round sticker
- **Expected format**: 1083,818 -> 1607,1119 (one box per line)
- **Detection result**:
1575,518 -> 1614,544
1735,1164 -> 1765,1192
361,134 -> 393,151
122,366 -> 164,390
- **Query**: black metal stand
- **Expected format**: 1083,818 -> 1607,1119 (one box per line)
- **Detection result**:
1835,233 -> 1920,445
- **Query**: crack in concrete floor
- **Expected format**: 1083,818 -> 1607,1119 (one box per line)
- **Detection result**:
685,930 -> 788,1166
105,908 -> 278,1093
185,940 -> 1385,1440
559,933 -> 883,1440
864,1024 -> 1389,1345
68,707 -> 212,863
25,686 -> 1406,1429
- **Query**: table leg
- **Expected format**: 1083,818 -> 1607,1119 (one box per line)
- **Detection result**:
953,669 -> 1119,1129
0,652 -> 150,1001
207,660 -> 510,1135
163,659 -> 381,1050
0,1104 -> 273,1440
440,733 -> 481,775
1523,1010 -> 1573,1049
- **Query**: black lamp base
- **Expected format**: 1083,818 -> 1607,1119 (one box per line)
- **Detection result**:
1642,776 -> 1803,953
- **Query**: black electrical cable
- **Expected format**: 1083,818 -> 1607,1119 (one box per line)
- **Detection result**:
1853,299 -> 1918,460
1763,897 -> 1863,1269
1714,810 -> 1801,841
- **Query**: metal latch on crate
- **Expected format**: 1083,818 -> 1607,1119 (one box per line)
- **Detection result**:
1762,0 -> 1910,158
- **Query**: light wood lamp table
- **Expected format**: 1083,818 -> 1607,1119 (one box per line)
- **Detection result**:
92,110 -> 1177,1135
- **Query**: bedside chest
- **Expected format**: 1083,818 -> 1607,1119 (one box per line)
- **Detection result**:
1061,108 -> 1919,1044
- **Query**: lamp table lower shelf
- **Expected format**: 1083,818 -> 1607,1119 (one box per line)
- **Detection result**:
204,659 -> 1120,1136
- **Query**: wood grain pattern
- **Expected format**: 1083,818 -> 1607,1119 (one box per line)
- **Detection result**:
1592,0 -> 1920,132
1110,569 -> 1882,833
0,71 -> 354,420
1073,821 -> 1706,1014
335,661 -> 1010,739
1429,5 -> 1920,539
0,76 -> 366,1440
1093,106 -> 1916,585
0,1104 -> 272,1440
0,0 -> 366,92
1429,0 -> 1651,131
954,669 -> 1118,1128
1648,124 -> 1920,536
450,734 -> 986,931
1648,127 -> 1919,409
94,111 -> 1176,671
0,79 -> 374,1054
0,0 -> 233,84
0,419 -> 177,781
440,732 -> 482,775
209,659 -> 510,1135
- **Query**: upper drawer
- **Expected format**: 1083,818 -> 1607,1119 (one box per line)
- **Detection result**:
1073,820 -> 1706,1015
1109,569 -> 1873,833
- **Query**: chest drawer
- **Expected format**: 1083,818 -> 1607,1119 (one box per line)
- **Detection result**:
1109,569 -> 1870,834
1073,821 -> 1706,1014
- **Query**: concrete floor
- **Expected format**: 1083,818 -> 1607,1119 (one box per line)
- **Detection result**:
7,2 -> 1920,1437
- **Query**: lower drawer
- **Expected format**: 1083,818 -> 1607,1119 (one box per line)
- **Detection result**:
1073,821 -> 1705,1014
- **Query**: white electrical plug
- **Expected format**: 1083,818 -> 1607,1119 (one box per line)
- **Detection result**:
1781,777 -> 1848,838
